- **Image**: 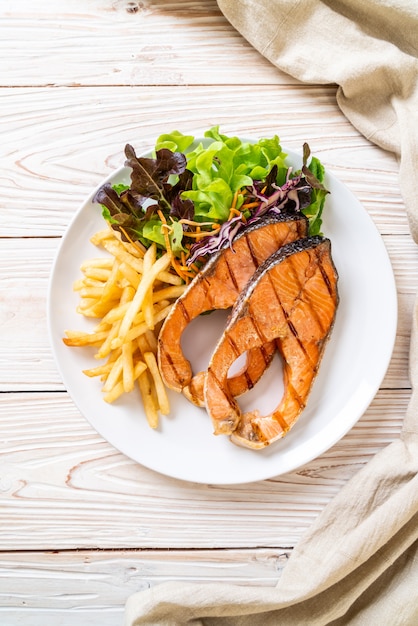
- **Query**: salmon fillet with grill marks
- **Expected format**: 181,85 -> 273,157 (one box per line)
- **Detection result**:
204,236 -> 339,448
158,214 -> 309,406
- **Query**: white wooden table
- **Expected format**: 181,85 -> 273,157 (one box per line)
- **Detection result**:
1,2 -> 417,624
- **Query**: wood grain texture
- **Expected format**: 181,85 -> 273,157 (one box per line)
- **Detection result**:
0,548 -> 286,626
0,390 -> 407,550
1,0 -> 293,87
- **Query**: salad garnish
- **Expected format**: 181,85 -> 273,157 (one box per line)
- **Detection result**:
93,127 -> 329,283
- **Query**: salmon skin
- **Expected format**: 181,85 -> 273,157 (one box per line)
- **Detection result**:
158,213 -> 309,406
204,236 -> 339,449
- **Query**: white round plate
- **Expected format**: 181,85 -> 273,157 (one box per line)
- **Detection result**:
47,139 -> 397,485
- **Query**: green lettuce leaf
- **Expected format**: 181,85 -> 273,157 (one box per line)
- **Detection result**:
142,219 -> 185,254
300,144 -> 329,235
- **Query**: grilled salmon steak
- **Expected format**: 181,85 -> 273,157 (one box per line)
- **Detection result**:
204,236 -> 339,449
158,214 -> 309,406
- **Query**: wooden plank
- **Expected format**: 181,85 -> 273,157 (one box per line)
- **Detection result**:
0,0 -> 293,87
0,85 -> 408,237
2,0 -> 414,619
0,548 -> 285,626
0,390 -> 407,550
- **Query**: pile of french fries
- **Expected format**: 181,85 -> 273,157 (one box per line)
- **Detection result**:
63,227 -> 186,428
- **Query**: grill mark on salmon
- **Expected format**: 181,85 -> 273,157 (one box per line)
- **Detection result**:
224,255 -> 240,292
177,299 -> 191,324
158,214 -> 309,406
245,234 -> 262,270
204,236 -> 339,448
201,277 -> 212,301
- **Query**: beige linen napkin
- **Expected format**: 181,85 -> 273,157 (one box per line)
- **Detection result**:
125,1 -> 418,624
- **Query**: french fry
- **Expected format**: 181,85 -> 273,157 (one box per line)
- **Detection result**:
80,286 -> 109,299
102,353 -> 123,393
116,234 -> 146,259
81,300 -> 121,319
118,262 -> 140,289
101,239 -> 145,274
122,341 -> 135,393
137,369 -> 159,428
101,302 -> 131,325
142,243 -> 157,330
152,284 -> 187,303
136,334 -> 152,356
118,302 -> 173,345
114,250 -> 171,347
95,320 -> 122,359
76,298 -> 98,313
102,357 -> 148,403
134,360 -> 147,378
155,269 -> 184,286
90,229 -> 115,246
144,329 -> 158,354
100,261 -> 121,302
63,329 -> 110,347
103,380 -> 125,404
80,257 -> 113,271
120,284 -> 136,305
83,362 -> 114,378
80,277 -> 109,289
73,278 -> 87,291
83,267 -> 112,282
143,351 -> 170,415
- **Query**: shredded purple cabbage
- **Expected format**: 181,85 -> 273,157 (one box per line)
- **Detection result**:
186,172 -> 312,266
187,215 -> 243,265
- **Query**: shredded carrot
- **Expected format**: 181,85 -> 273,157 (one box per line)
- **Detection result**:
188,262 -> 200,274
179,219 -> 216,228
228,207 -> 244,221
231,189 -> 240,210
182,244 -> 192,261
157,209 -> 166,223
171,255 -> 191,283
119,227 -> 146,256
176,245 -> 199,278
184,230 -> 218,239
157,210 -> 172,257
241,201 -> 260,210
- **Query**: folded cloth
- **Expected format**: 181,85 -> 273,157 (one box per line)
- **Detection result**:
125,1 -> 418,624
